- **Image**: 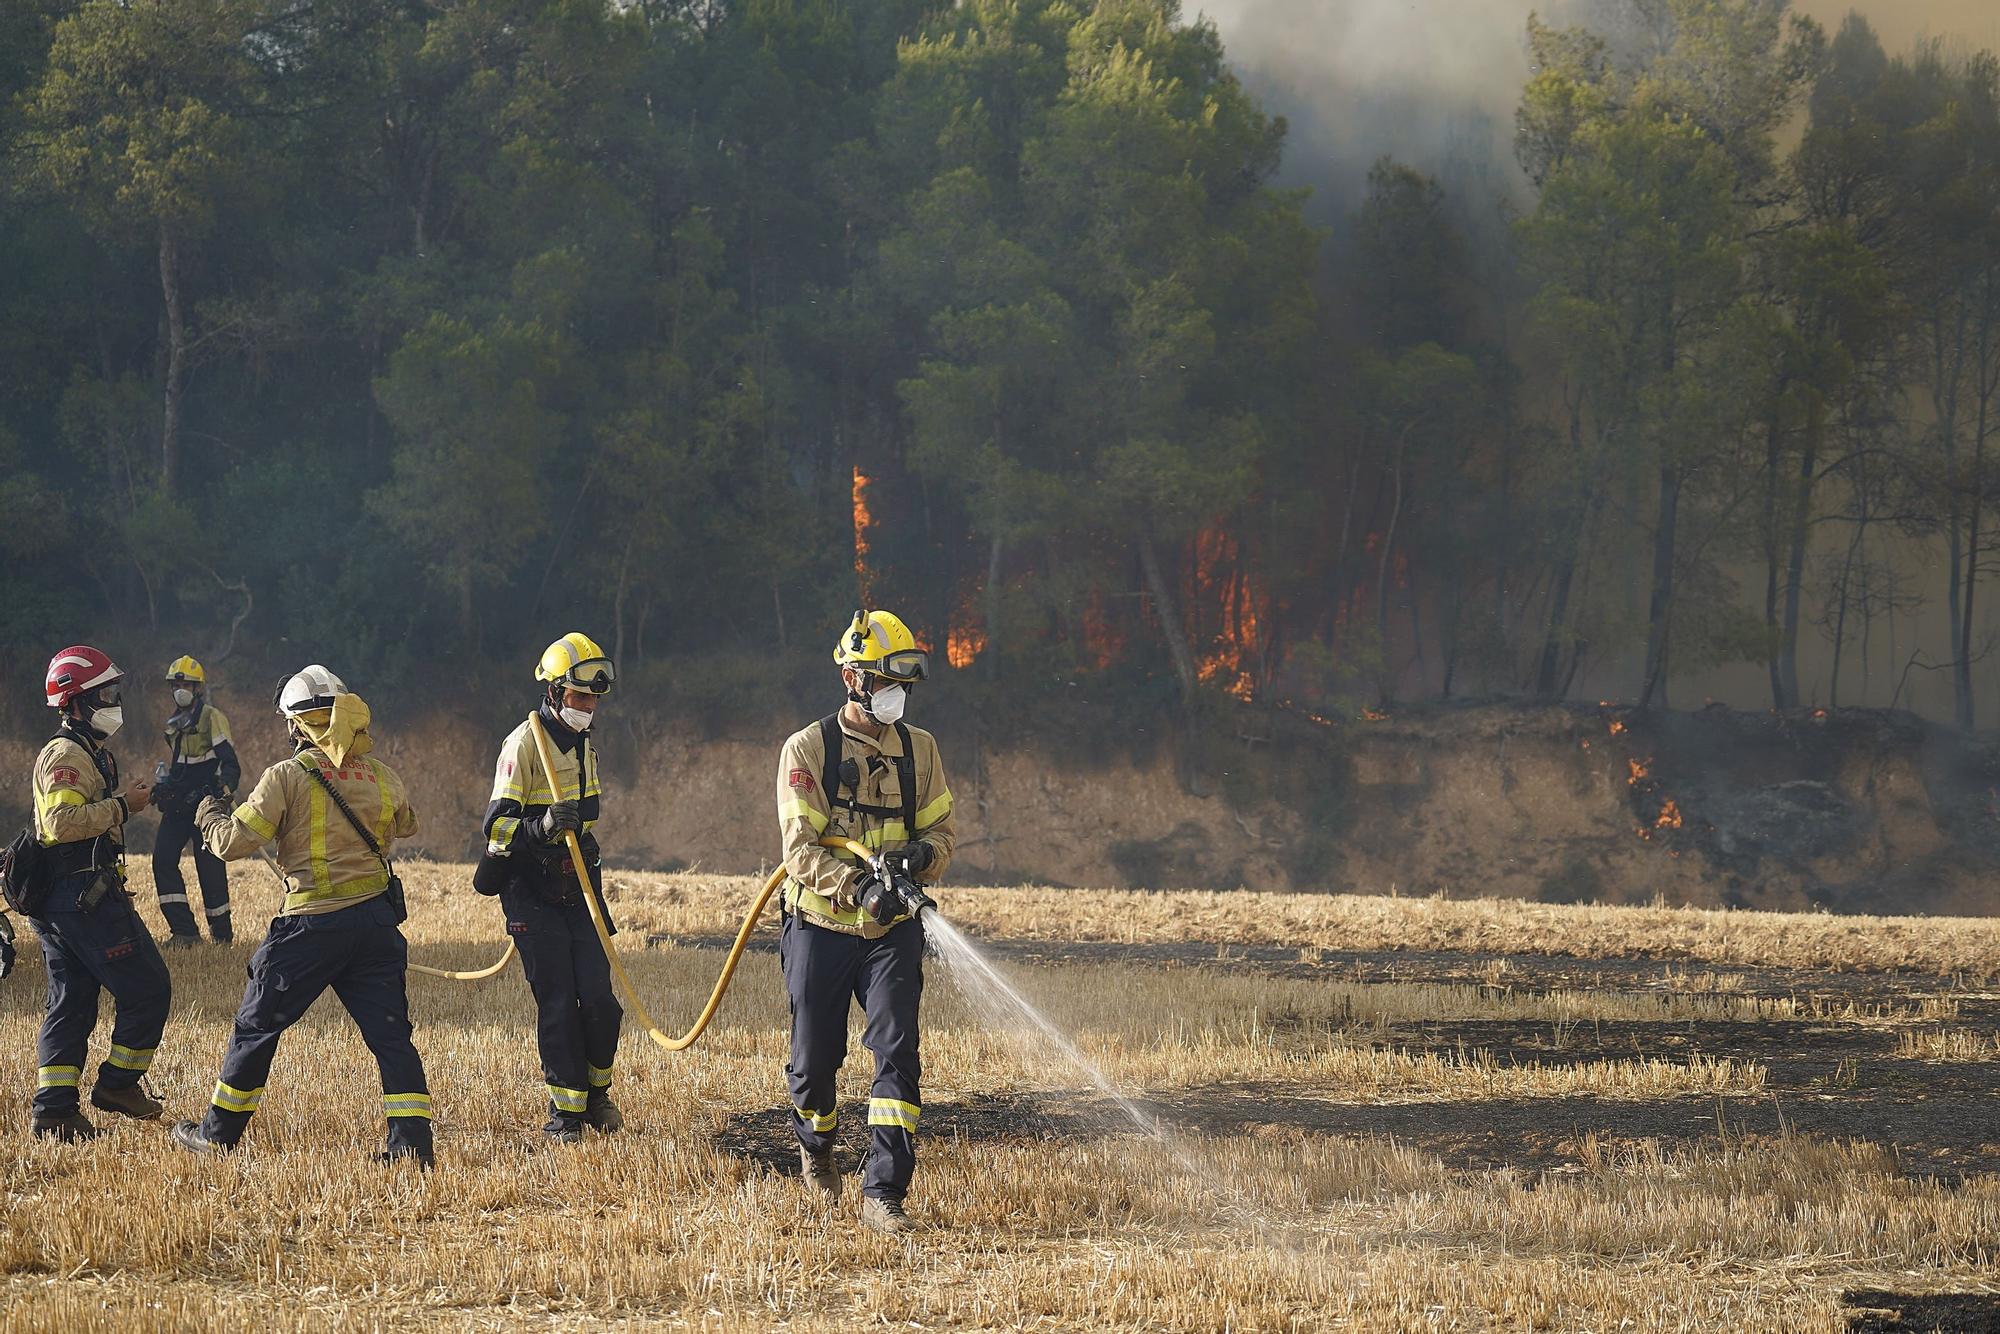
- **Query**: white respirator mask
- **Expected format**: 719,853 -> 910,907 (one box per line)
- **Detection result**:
90,706 -> 124,739
559,706 -> 596,733
866,683 -> 907,725
173,687 -> 195,708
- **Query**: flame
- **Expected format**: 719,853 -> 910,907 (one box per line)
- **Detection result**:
1608,719 -> 1627,735
1656,799 -> 1683,829
946,578 -> 985,670
851,466 -> 875,603
1081,591 -> 1123,669
1191,527 -> 1262,701
1627,758 -> 1650,786
1580,739 -> 1591,750
1812,708 -> 1828,720
1361,707 -> 1389,722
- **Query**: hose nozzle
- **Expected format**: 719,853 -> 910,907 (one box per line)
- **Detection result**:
859,862 -> 935,927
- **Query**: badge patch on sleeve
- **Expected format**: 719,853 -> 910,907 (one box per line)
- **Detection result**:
788,769 -> 816,793
50,767 -> 79,787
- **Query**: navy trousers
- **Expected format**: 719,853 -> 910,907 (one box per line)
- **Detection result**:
501,874 -> 622,1119
31,877 -> 172,1117
198,895 -> 431,1152
781,911 -> 924,1201
153,804 -> 232,941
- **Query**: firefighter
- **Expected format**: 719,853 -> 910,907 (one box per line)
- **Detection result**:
152,655 -> 240,946
775,610 -> 954,1234
473,633 -> 624,1144
27,646 -> 172,1141
170,665 -> 433,1166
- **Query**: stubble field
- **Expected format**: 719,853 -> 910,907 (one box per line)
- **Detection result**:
3,861 -> 1999,1331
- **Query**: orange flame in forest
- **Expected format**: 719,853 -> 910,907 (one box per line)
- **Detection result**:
947,579 -> 985,670
1627,758 -> 1650,786
1608,719 -> 1627,736
1656,799 -> 1683,830
1191,527 -> 1262,701
851,467 -> 875,602
1081,592 -> 1123,670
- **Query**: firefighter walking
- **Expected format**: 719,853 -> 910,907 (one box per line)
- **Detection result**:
153,655 -> 240,946
776,610 -> 954,1234
171,665 -> 433,1166
26,646 -> 171,1141
473,633 -> 624,1143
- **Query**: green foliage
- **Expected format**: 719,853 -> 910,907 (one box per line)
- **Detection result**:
1,0 -> 1997,744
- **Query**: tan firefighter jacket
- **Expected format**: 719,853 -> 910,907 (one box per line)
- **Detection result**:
776,712 -> 954,938
32,726 -> 130,882
202,748 -> 417,916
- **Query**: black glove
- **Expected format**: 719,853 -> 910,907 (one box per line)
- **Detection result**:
0,913 -> 14,981
535,801 -> 580,841
882,842 -> 935,879
858,869 -> 932,927
842,866 -> 881,915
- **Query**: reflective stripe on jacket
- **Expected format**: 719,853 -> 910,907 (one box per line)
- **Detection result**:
481,710 -> 600,852
203,751 -> 416,916
166,702 -> 231,765
33,731 -> 127,870
776,715 -> 953,938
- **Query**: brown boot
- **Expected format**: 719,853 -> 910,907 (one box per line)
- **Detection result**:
860,1195 -> 919,1235
91,1081 -> 164,1120
31,1111 -> 102,1143
800,1144 -> 840,1197
171,1119 -> 228,1156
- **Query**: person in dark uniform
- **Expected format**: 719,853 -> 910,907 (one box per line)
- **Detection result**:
774,610 -> 954,1234
152,655 -> 240,945
27,645 -> 171,1141
170,665 -> 432,1166
474,632 -> 624,1144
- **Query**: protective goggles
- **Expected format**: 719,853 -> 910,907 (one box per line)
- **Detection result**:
867,650 -> 929,684
560,658 -> 616,695
91,684 -> 124,708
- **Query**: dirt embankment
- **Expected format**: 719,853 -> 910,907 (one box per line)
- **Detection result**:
4,702 -> 1997,915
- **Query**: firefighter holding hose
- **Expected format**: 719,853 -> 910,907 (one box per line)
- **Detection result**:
472,633 -> 624,1143
775,610 -> 954,1234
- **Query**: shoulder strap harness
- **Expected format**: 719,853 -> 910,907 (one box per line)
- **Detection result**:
818,714 -> 916,834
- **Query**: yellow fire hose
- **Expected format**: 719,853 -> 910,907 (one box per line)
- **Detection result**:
525,711 -> 871,1052
410,938 -> 518,981
253,826 -> 522,981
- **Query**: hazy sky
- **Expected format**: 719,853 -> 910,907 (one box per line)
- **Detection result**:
1196,1 -> 2000,219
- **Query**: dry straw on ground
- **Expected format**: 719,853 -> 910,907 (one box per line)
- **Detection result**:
1,862 -> 1996,1331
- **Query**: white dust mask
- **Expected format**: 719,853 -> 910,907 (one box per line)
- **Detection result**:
90,706 -> 124,739
173,688 -> 195,708
867,684 -> 907,725
559,705 -> 595,733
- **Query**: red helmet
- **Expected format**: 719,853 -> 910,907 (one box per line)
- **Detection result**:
45,645 -> 123,709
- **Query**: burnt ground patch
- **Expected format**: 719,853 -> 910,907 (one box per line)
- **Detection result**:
654,929 -> 1994,1001
1844,1290 -> 2000,1332
697,932 -> 2000,1179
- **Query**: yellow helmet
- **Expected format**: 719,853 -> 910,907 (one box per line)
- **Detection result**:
536,632 -> 615,695
832,610 -> 929,683
165,655 -> 206,684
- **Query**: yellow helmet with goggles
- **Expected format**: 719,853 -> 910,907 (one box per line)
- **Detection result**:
536,632 -> 615,695
832,609 -> 928,683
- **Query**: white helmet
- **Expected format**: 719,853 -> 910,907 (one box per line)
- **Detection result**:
276,664 -> 347,717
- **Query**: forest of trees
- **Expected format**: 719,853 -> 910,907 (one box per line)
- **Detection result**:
5,0 -> 2000,728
